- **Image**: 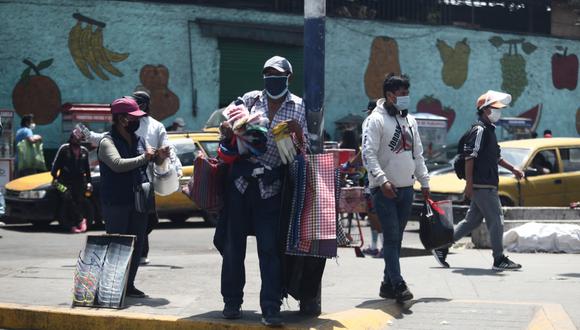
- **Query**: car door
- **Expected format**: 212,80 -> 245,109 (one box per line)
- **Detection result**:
519,148 -> 566,206
559,146 -> 580,205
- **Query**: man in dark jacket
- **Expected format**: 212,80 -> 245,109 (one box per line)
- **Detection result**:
432,90 -> 524,271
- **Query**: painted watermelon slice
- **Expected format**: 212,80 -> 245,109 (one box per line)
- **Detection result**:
517,104 -> 542,132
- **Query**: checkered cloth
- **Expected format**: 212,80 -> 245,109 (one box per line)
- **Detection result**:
233,90 -> 309,199
287,154 -> 306,250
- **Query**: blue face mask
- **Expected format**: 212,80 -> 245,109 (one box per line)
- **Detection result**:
263,75 -> 289,99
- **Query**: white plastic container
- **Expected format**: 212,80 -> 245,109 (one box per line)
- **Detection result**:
153,158 -> 179,196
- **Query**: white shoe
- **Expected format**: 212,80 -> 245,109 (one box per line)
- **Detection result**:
140,257 -> 150,265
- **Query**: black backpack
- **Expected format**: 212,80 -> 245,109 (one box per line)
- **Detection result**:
453,122 -> 484,180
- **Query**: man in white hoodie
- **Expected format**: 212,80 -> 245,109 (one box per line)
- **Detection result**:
362,74 -> 430,303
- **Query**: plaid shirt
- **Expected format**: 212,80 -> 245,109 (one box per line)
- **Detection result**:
234,90 -> 308,199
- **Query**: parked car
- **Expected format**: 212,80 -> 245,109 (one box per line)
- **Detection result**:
415,138 -> 580,207
3,131 -> 221,227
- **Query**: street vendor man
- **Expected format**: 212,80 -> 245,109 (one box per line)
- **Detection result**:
217,55 -> 311,327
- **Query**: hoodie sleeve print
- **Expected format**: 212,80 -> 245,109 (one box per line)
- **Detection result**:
411,119 -> 430,188
463,125 -> 484,160
362,115 -> 388,187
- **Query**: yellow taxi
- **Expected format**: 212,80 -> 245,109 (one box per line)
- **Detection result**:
415,138 -> 580,206
3,131 -> 220,227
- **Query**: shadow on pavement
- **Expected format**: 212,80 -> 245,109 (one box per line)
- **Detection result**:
356,297 -> 452,319
558,273 -> 580,278
125,297 -> 170,307
183,310 -> 344,328
451,267 -> 507,276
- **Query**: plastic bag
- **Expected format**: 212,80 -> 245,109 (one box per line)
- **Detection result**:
153,158 -> 179,196
419,199 -> 454,250
16,140 -> 46,172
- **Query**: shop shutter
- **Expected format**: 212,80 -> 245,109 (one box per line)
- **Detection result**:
218,38 -> 304,107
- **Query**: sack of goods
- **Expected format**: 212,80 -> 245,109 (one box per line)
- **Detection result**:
153,158 -> 179,196
419,199 -> 454,250
184,156 -> 227,212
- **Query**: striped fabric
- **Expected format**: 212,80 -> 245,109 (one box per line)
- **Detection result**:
188,156 -> 226,212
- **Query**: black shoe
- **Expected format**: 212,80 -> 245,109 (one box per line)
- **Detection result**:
299,299 -> 321,317
432,248 -> 450,268
222,304 -> 242,319
379,281 -> 396,299
493,255 -> 522,271
261,310 -> 283,327
393,281 -> 413,303
126,286 -> 147,298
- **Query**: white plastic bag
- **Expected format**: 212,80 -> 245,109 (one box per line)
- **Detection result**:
153,158 -> 179,196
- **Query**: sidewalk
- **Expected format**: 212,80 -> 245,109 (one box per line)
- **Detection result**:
0,222 -> 578,329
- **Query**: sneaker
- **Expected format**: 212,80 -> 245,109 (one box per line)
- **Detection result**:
493,255 -> 522,271
299,298 -> 321,317
393,281 -> 413,303
261,310 -> 283,327
374,248 -> 384,259
379,281 -> 395,299
362,247 -> 379,256
222,304 -> 242,319
432,248 -> 450,268
140,257 -> 150,265
126,286 -> 147,298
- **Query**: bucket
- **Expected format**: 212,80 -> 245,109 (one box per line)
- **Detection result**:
153,158 -> 179,196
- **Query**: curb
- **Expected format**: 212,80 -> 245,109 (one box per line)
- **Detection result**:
0,300 -> 575,329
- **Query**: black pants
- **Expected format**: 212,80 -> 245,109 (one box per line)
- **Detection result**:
103,204 -> 148,288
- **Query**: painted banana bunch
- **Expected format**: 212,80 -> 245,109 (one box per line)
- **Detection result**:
68,13 -> 129,80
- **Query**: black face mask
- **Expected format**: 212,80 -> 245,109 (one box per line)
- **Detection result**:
126,120 -> 140,133
264,75 -> 289,99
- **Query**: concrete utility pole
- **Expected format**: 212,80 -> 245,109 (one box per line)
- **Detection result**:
304,0 -> 326,154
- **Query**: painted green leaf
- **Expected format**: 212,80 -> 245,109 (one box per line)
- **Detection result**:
20,67 -> 31,82
37,59 -> 54,71
522,42 -> 537,55
489,36 -> 504,48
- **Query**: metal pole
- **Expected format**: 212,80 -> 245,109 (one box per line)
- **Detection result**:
304,0 -> 325,154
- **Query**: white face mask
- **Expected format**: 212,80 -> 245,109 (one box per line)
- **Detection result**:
488,108 -> 502,123
29,123 -> 36,130
394,95 -> 410,111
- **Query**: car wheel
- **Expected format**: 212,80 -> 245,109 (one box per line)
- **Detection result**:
202,211 -> 218,227
169,214 -> 190,224
499,196 -> 514,207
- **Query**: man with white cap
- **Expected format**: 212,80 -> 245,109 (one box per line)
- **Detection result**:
432,90 -> 524,271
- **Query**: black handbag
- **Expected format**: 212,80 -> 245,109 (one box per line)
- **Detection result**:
419,199 -> 454,250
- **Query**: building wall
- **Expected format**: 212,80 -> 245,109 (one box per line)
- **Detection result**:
0,0 -> 579,150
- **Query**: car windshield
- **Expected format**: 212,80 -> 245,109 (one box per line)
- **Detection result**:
200,141 -> 219,158
172,138 -> 199,166
501,147 -> 531,169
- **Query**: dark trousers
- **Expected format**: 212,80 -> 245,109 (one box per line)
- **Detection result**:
103,204 -> 148,288
221,179 -> 282,313
142,203 -> 159,258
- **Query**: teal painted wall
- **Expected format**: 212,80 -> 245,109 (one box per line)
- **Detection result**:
1,0 -> 579,150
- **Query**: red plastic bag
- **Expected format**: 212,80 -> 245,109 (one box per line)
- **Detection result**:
184,156 -> 227,212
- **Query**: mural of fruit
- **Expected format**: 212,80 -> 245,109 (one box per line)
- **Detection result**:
364,37 -> 401,100
436,38 -> 470,89
517,103 -> 542,132
416,95 -> 455,130
576,108 -> 580,135
489,36 -> 536,105
139,64 -> 179,120
68,13 -> 129,80
552,46 -> 578,90
12,59 -> 61,125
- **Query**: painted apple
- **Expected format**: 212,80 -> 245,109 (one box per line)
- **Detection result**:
416,95 -> 455,130
552,46 -> 578,90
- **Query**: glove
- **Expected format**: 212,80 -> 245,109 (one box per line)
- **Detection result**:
272,122 -> 297,164
224,104 -> 250,132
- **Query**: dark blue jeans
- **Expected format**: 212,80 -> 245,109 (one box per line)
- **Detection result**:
372,186 -> 414,288
103,204 -> 148,289
221,179 -> 282,314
